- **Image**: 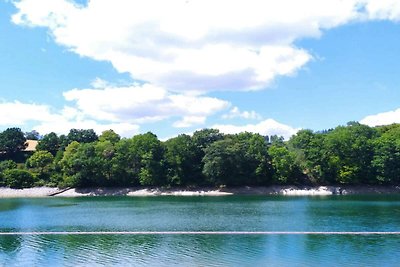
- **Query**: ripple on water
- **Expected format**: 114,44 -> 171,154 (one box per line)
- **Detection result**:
0,196 -> 400,266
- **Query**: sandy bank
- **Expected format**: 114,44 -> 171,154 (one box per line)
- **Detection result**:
0,187 -> 61,198
1,185 -> 399,198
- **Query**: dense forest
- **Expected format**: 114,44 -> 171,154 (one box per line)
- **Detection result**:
0,122 -> 399,189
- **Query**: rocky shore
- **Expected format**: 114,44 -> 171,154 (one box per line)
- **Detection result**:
0,185 -> 399,198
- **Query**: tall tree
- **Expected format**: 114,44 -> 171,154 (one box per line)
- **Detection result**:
37,132 -> 60,155
67,129 -> 98,144
372,124 -> 400,184
99,129 -> 120,144
289,129 -> 330,184
115,132 -> 166,186
268,143 -> 302,184
27,150 -> 55,182
324,122 -> 377,184
164,134 -> 200,186
25,130 -> 40,140
0,128 -> 27,156
60,141 -> 104,187
202,133 -> 272,186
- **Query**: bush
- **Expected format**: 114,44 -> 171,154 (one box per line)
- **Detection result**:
0,160 -> 17,172
3,169 -> 34,189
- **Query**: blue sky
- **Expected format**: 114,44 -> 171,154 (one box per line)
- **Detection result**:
1,0 -> 400,139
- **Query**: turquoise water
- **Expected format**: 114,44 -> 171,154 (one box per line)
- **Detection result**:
0,195 -> 399,266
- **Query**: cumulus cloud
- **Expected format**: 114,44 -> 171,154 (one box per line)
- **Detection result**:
34,118 -> 140,138
360,108 -> 400,126
212,119 -> 300,140
10,0 -> 400,137
63,83 -> 230,127
11,0 -> 375,93
365,0 -> 400,21
222,107 -> 262,120
0,101 -> 56,125
173,116 -> 206,128
0,101 -> 139,137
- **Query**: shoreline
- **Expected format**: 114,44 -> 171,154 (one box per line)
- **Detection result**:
0,185 -> 399,198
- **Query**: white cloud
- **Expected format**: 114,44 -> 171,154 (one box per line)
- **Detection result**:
34,119 -> 139,138
0,101 -> 56,125
63,83 -> 230,127
360,108 -> 400,126
90,77 -> 110,89
10,0 -> 400,137
222,107 -> 262,120
173,116 -> 206,128
0,101 -> 139,137
12,0 -> 373,93
212,119 -> 300,140
365,0 -> 400,21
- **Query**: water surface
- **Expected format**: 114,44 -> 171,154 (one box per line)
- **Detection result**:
0,195 -> 399,266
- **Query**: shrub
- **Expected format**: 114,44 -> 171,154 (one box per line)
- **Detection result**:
3,169 -> 34,189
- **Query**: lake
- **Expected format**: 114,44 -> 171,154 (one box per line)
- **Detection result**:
0,195 -> 399,266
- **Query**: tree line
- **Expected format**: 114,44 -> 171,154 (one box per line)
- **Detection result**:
0,122 -> 399,188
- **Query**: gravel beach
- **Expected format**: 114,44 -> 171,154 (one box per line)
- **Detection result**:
0,185 -> 399,198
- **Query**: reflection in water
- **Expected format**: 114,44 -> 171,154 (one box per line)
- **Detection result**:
0,195 -> 400,266
0,235 -> 22,253
304,235 -> 400,267
0,234 -> 399,266
304,196 -> 400,232
0,199 -> 21,212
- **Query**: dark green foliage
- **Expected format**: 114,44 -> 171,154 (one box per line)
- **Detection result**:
372,124 -> 400,184
67,129 -> 98,144
27,151 -> 54,182
0,128 -> 27,156
164,134 -> 200,186
323,122 -> 377,184
0,160 -> 17,172
37,132 -> 60,155
268,143 -> 302,184
202,133 -> 272,186
192,129 -> 224,151
3,169 -> 34,188
1,123 -> 400,188
99,130 -> 120,144
289,129 -> 329,184
60,142 -> 105,187
25,130 -> 40,140
0,160 -> 17,186
121,132 -> 165,186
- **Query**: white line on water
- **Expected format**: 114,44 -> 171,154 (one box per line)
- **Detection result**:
0,231 -> 399,235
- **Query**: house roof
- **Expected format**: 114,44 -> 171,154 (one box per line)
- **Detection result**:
24,140 -> 38,152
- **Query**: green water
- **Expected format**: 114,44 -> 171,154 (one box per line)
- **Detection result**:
0,195 -> 399,266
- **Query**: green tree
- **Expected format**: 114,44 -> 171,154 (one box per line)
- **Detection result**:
288,129 -> 329,184
268,144 -> 302,184
0,128 -> 27,156
60,141 -> 106,187
324,122 -> 377,184
67,129 -> 98,144
0,160 -> 17,186
3,169 -> 34,189
27,150 -> 54,182
115,132 -> 165,186
94,140 -> 120,185
202,133 -> 272,186
37,132 -> 60,155
99,129 -> 121,144
0,160 -> 17,172
192,128 -> 224,151
372,124 -> 400,184
163,134 -> 200,186
25,130 -> 40,140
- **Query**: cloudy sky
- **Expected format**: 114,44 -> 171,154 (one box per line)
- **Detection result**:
1,0 -> 400,139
